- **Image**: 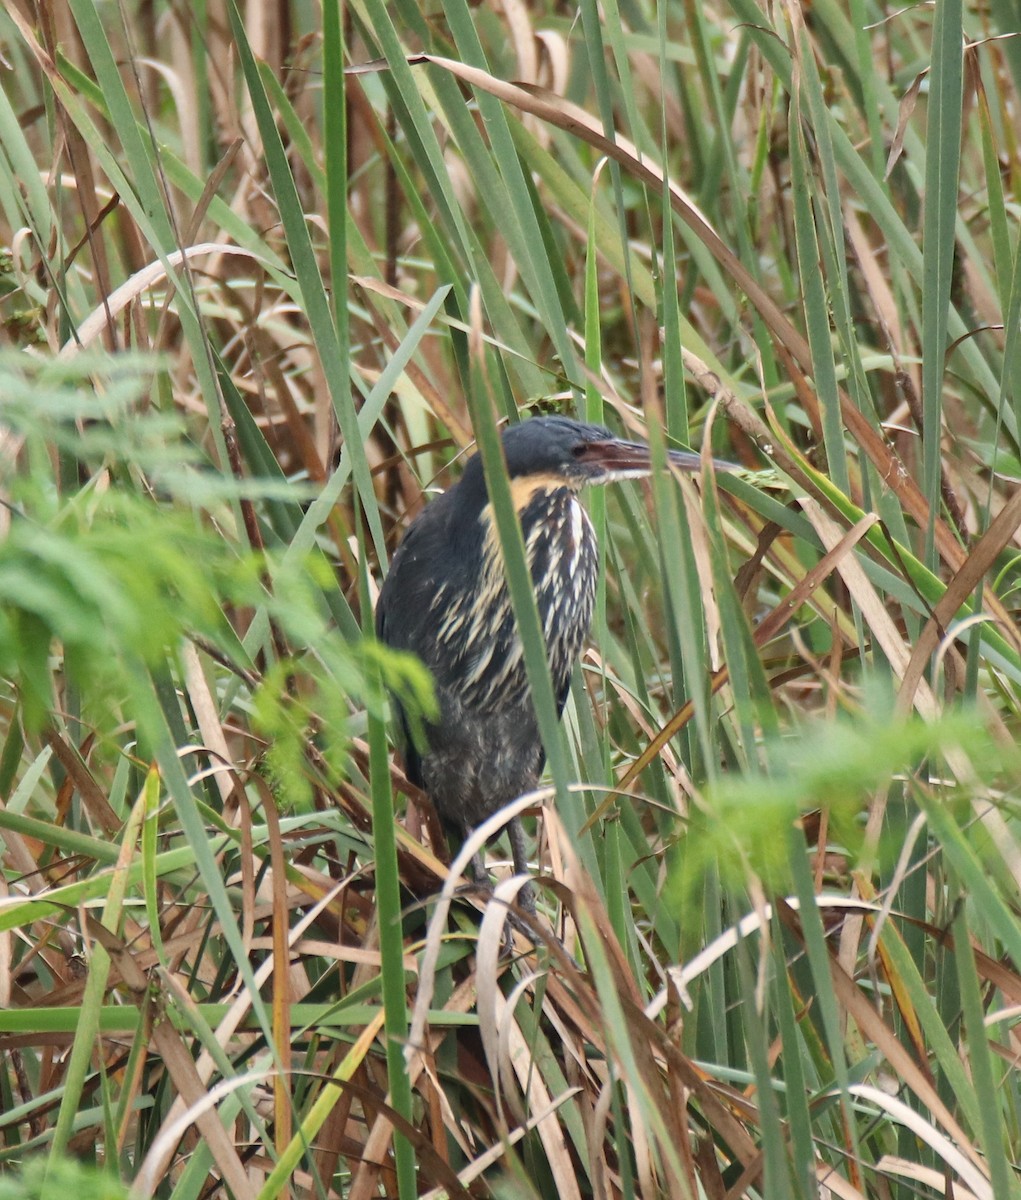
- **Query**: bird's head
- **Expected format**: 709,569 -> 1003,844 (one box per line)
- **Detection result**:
499,415 -> 723,490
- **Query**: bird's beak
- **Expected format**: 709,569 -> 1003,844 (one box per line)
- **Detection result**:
574,437 -> 735,481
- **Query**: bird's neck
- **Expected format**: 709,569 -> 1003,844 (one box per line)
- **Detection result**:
507,474 -> 580,509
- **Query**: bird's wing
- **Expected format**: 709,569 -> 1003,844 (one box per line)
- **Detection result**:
556,672 -> 573,718
375,500 -> 443,648
376,501 -> 455,790
395,704 -> 424,788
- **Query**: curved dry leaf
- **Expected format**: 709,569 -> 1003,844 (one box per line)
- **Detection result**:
477,874 -> 539,1125
804,921 -> 989,1183
418,1089 -> 583,1199
134,1069 -> 269,1199
624,1076 -> 657,1199
812,1162 -> 870,1200
878,1156 -> 980,1199
850,1087 -> 991,1199
60,243 -> 278,358
499,0 -> 538,85
181,641 -> 235,805
498,965 -> 548,1129
405,787 -> 555,1067
654,895 -> 885,1014
498,987 -> 585,1200
535,30 -> 570,95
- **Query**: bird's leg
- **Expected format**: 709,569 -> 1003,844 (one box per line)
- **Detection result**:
458,818 -> 537,945
508,816 -> 536,914
470,846 -> 490,890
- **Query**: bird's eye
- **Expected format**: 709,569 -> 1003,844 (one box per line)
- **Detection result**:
571,443 -> 586,458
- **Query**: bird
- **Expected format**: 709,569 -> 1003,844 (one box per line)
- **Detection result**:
376,415 -> 725,908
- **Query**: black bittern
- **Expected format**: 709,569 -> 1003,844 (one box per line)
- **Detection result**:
376,415 -> 724,905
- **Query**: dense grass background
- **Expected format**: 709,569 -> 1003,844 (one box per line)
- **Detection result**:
2,0 -> 1021,1196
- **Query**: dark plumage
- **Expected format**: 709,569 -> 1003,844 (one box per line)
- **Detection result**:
376,416 -> 718,904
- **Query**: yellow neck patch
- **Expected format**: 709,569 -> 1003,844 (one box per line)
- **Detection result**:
507,473 -> 576,511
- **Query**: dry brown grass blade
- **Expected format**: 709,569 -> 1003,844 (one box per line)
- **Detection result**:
350,977 -> 484,1200
657,897 -> 882,1007
886,71 -> 926,179
813,1162 -> 870,1200
476,875 -> 544,1123
245,320 -> 330,482
263,785 -> 293,1153
727,368 -> 1021,672
681,476 -> 725,671
800,496 -> 942,939
876,1157 -> 982,1200
874,907 -> 1021,1009
584,650 -> 688,785
854,876 -> 930,1067
132,879 -> 352,1188
896,483 -> 1021,714
844,207 -> 913,389
181,643 -> 236,805
58,244 -> 275,357
801,499 -> 938,717
237,794 -> 258,964
417,1090 -> 584,1198
42,729 -> 122,834
497,988 -> 584,1200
